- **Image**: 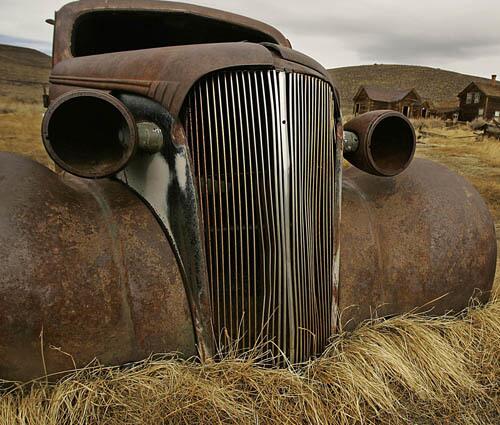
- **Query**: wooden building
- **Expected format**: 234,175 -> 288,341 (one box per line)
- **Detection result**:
420,100 -> 432,118
458,75 -> 500,121
352,86 -> 423,118
428,99 -> 460,120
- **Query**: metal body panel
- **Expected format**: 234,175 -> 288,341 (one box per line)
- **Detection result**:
339,158 -> 497,329
0,153 -> 196,381
47,3 -> 335,119
48,42 -> 334,118
114,93 -> 214,359
52,0 -> 291,65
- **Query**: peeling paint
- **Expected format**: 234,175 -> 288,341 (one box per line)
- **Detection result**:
175,153 -> 188,192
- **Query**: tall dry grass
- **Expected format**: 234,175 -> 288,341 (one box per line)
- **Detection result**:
0,297 -> 498,424
411,117 -> 445,129
0,98 -> 51,168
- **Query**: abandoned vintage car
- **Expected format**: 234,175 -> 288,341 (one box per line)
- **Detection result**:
0,0 -> 496,381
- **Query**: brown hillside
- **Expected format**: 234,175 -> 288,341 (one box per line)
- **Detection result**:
328,64 -> 492,114
0,44 -> 51,104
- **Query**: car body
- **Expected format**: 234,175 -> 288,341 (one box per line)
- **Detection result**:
0,0 -> 496,381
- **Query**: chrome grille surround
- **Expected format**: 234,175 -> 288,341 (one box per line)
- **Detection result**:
184,69 -> 337,362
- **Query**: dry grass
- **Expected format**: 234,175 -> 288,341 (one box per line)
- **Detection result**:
0,98 -> 51,168
411,117 -> 445,129
0,298 -> 498,424
0,44 -> 51,167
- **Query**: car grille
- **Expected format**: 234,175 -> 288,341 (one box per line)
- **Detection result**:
184,69 -> 336,362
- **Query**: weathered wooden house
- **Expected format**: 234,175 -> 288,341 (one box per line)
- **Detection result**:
428,99 -> 460,120
353,86 -> 423,117
458,75 -> 500,121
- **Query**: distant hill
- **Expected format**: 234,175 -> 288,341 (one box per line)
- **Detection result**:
328,64 -> 492,115
0,44 -> 51,103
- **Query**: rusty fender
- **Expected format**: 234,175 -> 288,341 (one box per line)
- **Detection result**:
339,158 -> 497,330
0,153 -> 196,382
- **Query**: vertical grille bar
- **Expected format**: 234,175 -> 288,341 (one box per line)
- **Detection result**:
185,70 -> 336,362
268,71 -> 282,353
252,72 -> 269,343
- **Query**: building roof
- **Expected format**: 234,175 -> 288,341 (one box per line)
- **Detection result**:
423,97 -> 460,113
354,86 -> 420,103
428,99 -> 460,113
475,82 -> 500,98
458,81 -> 500,98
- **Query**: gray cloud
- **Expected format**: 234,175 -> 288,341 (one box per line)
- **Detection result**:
356,36 -> 500,62
266,2 -> 500,67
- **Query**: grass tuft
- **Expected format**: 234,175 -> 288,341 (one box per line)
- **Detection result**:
1,298 -> 498,424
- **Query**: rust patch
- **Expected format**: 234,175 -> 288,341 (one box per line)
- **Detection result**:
0,153 -> 196,382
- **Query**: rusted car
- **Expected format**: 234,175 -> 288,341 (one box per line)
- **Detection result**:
0,0 -> 496,381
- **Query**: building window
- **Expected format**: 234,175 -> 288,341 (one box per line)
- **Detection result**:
355,103 -> 360,115
474,92 -> 481,103
402,105 -> 410,117
466,93 -> 473,104
478,108 -> 484,118
495,111 -> 500,119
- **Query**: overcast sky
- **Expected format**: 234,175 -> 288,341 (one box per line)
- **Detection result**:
0,0 -> 499,77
